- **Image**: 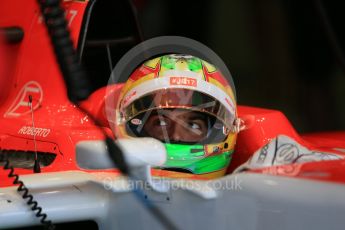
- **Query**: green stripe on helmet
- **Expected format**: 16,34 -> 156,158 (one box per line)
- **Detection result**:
163,143 -> 233,174
161,55 -> 203,72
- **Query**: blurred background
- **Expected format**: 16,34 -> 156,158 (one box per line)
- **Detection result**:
84,0 -> 345,134
137,0 -> 345,133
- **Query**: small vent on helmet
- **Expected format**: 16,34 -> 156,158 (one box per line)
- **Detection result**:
0,149 -> 56,169
161,167 -> 193,174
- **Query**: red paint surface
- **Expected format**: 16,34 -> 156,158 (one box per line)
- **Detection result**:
1,0 -> 345,187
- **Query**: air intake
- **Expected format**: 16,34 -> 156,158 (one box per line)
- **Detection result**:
0,149 -> 56,169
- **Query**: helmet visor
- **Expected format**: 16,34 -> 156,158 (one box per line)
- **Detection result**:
121,88 -> 234,128
121,89 -> 235,144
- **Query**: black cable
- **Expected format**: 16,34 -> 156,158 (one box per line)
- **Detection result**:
37,0 -> 90,103
3,159 -> 55,230
28,95 -> 42,174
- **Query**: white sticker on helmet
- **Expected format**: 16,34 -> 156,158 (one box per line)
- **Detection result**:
131,118 -> 142,125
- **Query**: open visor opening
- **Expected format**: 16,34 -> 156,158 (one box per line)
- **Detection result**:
121,88 -> 235,144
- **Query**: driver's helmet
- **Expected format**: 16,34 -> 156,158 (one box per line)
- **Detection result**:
115,54 -> 237,179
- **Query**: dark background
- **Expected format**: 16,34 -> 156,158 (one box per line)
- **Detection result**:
83,0 -> 345,134
137,0 -> 345,133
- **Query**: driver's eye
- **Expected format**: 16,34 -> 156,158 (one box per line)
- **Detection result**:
189,122 -> 201,130
153,117 -> 169,127
159,119 -> 168,126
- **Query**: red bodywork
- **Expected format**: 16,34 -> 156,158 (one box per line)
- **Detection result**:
1,0 -> 345,188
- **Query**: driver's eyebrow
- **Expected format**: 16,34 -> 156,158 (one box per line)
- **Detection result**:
187,114 -> 207,121
158,110 -> 205,121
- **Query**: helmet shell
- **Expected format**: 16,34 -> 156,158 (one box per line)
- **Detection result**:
115,54 -> 237,179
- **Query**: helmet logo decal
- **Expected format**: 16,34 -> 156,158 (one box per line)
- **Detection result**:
122,90 -> 137,107
223,126 -> 230,135
170,77 -> 197,87
213,146 -> 221,153
225,97 -> 235,111
131,118 -> 142,125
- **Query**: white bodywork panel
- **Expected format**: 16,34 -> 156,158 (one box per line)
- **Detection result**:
1,170 -> 345,230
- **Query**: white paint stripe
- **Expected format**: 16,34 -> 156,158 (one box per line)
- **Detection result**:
162,70 -> 201,78
122,76 -> 236,115
19,101 -> 28,106
25,87 -> 40,93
